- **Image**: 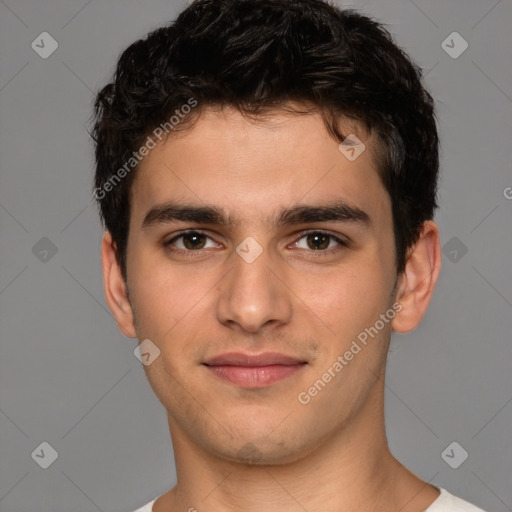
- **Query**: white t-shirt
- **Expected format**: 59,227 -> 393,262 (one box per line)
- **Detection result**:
131,486 -> 487,511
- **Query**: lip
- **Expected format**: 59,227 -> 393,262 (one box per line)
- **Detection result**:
203,352 -> 308,388
204,352 -> 306,366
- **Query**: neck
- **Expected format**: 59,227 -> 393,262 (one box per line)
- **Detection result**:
158,373 -> 438,512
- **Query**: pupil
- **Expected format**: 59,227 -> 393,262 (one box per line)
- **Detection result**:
309,233 -> 329,250
185,233 -> 205,250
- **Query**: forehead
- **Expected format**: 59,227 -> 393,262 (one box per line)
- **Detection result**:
130,106 -> 391,229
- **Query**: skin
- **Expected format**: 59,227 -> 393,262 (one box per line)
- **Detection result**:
102,105 -> 442,512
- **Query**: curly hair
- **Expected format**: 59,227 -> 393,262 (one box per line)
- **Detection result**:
91,0 -> 439,282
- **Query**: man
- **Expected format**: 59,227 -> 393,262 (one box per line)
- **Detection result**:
91,0 -> 487,510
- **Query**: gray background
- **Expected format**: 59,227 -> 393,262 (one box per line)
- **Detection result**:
0,0 -> 511,511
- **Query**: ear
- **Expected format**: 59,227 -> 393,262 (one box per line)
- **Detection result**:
101,231 -> 137,338
392,220 -> 442,333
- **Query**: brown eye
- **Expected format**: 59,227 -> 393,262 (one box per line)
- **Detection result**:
306,233 -> 330,250
181,233 -> 207,250
295,231 -> 345,251
166,231 -> 216,251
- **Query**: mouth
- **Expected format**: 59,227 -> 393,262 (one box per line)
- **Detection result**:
202,352 -> 308,388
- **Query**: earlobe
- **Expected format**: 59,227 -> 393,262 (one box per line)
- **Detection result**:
101,231 -> 137,338
392,221 -> 442,334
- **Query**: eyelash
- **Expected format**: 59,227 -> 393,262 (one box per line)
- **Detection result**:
164,230 -> 348,258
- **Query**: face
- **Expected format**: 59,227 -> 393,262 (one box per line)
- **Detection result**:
117,106 -> 401,464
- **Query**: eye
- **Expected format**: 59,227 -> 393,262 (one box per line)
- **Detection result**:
164,229 -> 348,257
166,231 -> 218,251
294,231 -> 347,252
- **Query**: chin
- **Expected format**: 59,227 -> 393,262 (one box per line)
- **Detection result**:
211,436 -> 312,467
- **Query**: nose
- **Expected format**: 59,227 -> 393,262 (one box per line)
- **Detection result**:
215,242 -> 293,333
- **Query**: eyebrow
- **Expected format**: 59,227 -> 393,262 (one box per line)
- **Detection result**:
141,200 -> 371,230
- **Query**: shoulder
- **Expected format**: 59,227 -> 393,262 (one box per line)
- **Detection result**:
131,498 -> 157,512
426,488 -> 488,512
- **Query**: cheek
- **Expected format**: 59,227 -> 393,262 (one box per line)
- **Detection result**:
128,251 -> 201,338
296,259 -> 390,334
128,252 -> 223,369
